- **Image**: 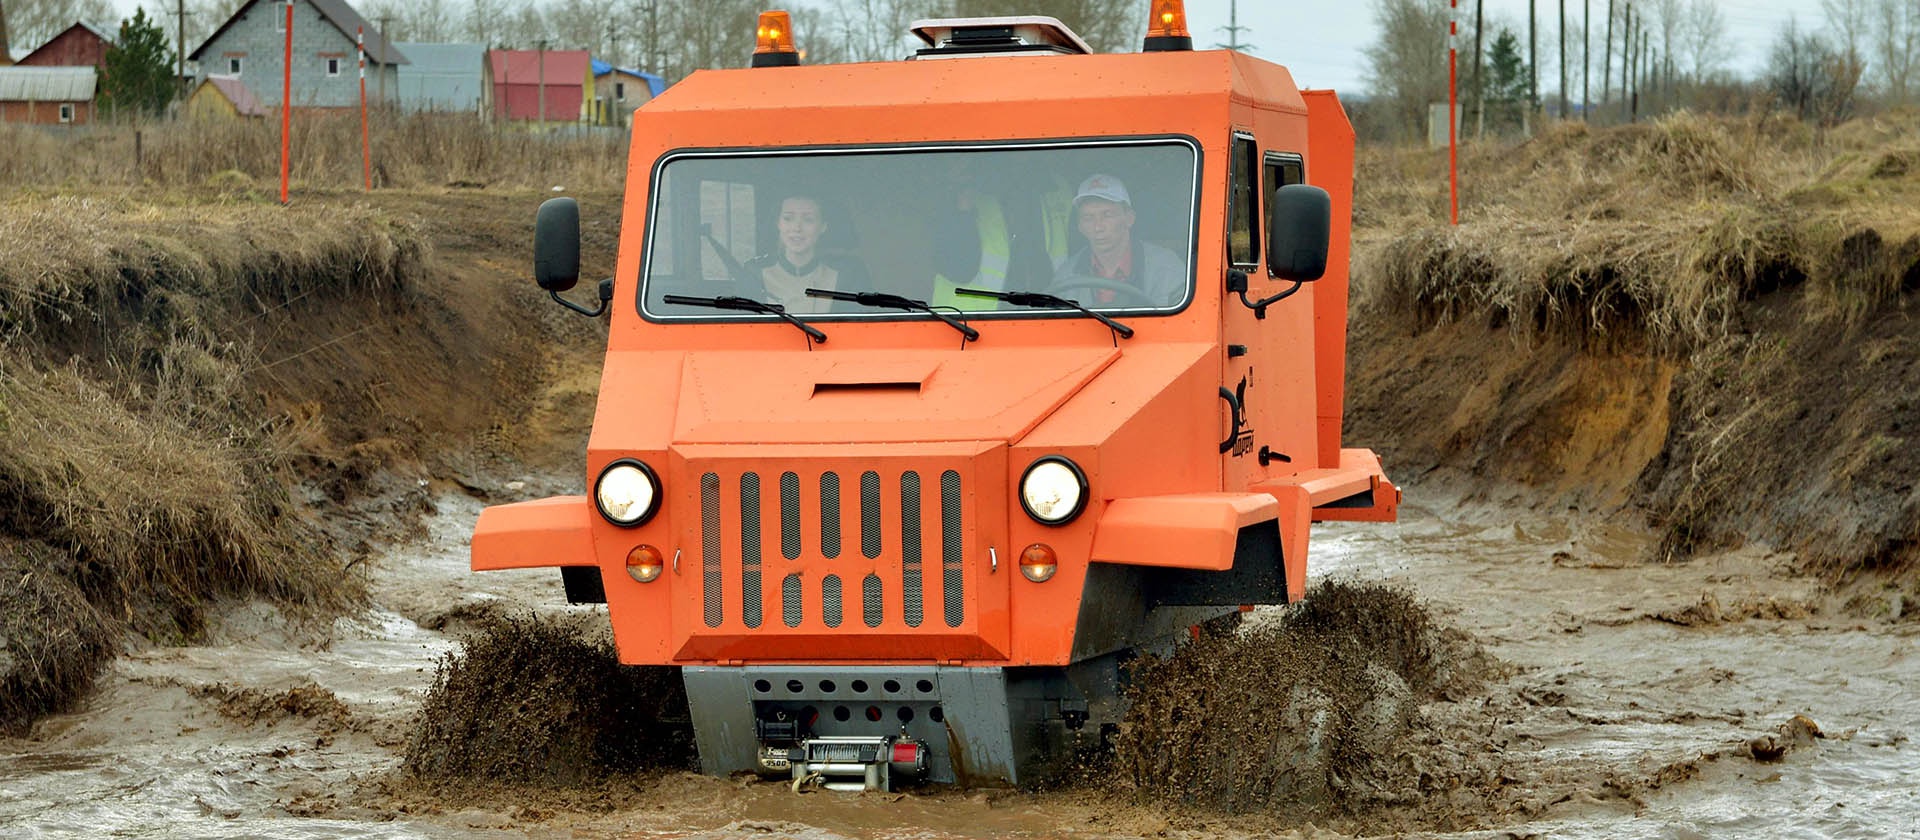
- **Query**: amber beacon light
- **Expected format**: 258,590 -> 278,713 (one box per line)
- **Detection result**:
753,10 -> 801,67
1143,0 -> 1193,52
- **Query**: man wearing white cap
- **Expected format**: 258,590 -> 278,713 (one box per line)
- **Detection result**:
1053,173 -> 1185,307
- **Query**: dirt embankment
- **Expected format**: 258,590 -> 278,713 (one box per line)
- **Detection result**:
0,187 -> 615,733
1348,111 -> 1920,575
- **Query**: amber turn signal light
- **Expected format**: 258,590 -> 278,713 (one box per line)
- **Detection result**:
1143,0 -> 1194,52
752,10 -> 802,66
627,544 -> 664,583
1019,543 -> 1058,582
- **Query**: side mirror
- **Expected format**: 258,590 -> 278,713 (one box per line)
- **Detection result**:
534,197 -> 581,293
1267,184 -> 1330,282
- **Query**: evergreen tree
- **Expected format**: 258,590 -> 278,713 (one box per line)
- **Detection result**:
102,9 -> 176,118
1485,28 -> 1530,132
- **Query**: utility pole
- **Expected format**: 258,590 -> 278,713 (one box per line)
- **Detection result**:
537,38 -> 546,127
1558,0 -> 1567,120
1582,0 -> 1590,121
1622,3 -> 1633,122
1473,0 -> 1485,137
377,13 -> 391,107
1213,0 -> 1251,52
175,0 -> 190,98
1603,0 -> 1614,113
1528,0 -> 1537,127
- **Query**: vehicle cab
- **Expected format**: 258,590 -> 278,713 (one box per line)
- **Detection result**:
473,4 -> 1398,791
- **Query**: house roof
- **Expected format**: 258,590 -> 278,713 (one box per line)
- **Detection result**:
190,0 -> 408,65
590,59 -> 665,97
487,50 -> 590,86
0,66 -> 96,100
201,74 -> 267,116
17,21 -> 115,63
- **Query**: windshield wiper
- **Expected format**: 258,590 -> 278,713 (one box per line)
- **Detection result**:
661,294 -> 827,344
953,288 -> 1135,341
805,288 -> 978,342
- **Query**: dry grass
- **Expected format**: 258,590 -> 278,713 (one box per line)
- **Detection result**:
1359,110 -> 1920,354
0,194 -> 435,729
0,113 -> 628,192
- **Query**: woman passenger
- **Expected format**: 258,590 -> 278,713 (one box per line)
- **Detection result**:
747,194 -> 867,314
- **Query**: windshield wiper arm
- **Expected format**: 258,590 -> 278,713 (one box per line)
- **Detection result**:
661,294 -> 827,344
805,288 -> 978,342
953,288 -> 1135,340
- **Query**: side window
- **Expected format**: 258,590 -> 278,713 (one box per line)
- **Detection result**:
228,57 -> 243,74
59,104 -> 75,123
1262,152 -> 1304,277
1227,133 -> 1259,268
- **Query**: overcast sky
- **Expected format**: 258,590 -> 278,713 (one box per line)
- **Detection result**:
1183,0 -> 1817,95
103,0 -> 1825,96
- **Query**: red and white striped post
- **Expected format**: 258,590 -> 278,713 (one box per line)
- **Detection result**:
280,0 -> 292,204
1448,0 -> 1459,225
358,25 -> 370,191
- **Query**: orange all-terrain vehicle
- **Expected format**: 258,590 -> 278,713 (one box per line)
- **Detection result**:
472,3 -> 1398,791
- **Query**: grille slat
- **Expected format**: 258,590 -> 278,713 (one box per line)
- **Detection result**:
862,573 -> 883,628
779,472 -> 801,560
901,471 -> 924,628
860,471 -> 882,559
820,473 -> 841,559
822,574 -> 843,628
701,473 -> 722,628
781,574 -> 803,627
941,470 -> 964,628
741,473 -> 762,629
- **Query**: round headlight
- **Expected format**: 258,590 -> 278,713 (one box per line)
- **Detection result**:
1019,457 -> 1088,525
595,459 -> 660,527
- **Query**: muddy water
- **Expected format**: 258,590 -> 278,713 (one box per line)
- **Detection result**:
4,492 -> 1919,838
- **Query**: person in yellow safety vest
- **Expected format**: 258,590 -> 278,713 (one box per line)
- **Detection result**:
929,169 -> 1073,310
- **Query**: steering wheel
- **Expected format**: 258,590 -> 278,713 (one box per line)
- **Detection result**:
1044,276 -> 1157,307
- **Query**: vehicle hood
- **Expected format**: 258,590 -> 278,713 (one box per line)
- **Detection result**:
669,347 -> 1121,444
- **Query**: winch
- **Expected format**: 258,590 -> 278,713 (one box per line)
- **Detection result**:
777,734 -> 931,792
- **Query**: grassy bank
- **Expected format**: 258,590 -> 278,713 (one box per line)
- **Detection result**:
1350,110 -> 1920,573
0,186 -> 607,732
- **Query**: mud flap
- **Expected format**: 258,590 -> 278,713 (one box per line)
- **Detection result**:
1142,521 -> 1287,607
560,566 -> 606,604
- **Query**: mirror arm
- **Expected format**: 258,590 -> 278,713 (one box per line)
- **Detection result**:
1226,270 -> 1304,321
550,277 -> 614,318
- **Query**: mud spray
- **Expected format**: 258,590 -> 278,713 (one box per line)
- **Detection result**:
1114,580 -> 1506,827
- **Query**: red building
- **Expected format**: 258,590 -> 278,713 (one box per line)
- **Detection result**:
484,49 -> 591,123
18,22 -> 114,70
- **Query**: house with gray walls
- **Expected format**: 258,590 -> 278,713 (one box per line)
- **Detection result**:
187,0 -> 406,109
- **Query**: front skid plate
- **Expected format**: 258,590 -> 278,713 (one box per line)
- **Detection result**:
683,663 -> 1116,787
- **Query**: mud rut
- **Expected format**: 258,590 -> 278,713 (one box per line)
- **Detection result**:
3,483 -> 1916,839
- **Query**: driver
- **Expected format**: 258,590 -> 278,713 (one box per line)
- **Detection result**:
1053,174 -> 1183,306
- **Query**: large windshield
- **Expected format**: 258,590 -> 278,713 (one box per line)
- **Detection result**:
640,139 -> 1199,321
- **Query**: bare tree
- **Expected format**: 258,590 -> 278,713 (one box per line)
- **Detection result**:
1680,0 -> 1730,80
1870,0 -> 1916,103
1769,15 -> 1863,125
1820,0 -> 1872,67
1363,0 -> 1451,140
7,0 -> 113,49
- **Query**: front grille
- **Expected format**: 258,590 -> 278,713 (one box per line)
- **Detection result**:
697,465 -> 970,633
